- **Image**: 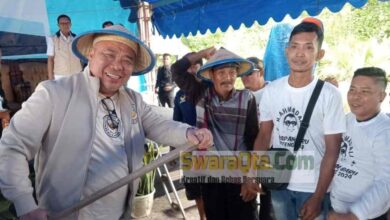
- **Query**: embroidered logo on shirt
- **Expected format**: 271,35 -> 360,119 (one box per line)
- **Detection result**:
180,95 -> 186,104
103,115 -> 121,138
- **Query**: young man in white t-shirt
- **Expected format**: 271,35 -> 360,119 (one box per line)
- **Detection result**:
254,17 -> 346,220
329,67 -> 390,220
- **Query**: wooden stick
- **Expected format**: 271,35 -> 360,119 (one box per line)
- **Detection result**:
51,144 -> 198,219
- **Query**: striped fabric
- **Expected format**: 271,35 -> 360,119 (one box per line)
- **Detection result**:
196,88 -> 252,151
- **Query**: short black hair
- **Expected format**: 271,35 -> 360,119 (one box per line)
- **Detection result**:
162,53 -> 171,59
57,14 -> 71,24
289,22 -> 324,48
353,67 -> 388,90
102,21 -> 114,28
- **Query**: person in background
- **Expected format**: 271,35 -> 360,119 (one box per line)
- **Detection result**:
254,17 -> 346,220
102,21 -> 114,28
242,57 -> 274,220
0,25 -> 213,220
329,67 -> 390,220
155,53 -> 175,107
171,48 -> 215,220
47,14 -> 82,79
242,57 -> 268,106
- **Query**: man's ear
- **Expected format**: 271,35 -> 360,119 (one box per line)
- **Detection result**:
88,48 -> 95,60
379,90 -> 386,103
259,69 -> 264,77
316,49 -> 325,61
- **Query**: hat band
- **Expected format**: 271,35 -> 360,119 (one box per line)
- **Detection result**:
92,34 -> 138,55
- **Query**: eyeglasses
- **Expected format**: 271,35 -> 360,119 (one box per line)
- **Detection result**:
59,22 -> 70,25
101,98 -> 120,129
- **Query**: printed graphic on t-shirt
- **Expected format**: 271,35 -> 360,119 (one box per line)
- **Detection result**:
276,106 -> 309,149
335,135 -> 358,179
339,135 -> 355,163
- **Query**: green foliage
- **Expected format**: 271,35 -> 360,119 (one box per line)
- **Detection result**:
181,31 -> 224,51
136,143 -> 158,196
0,193 -> 17,220
321,0 -> 390,44
347,0 -> 390,41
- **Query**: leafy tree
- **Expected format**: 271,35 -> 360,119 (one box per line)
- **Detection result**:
348,0 -> 390,41
181,31 -> 224,51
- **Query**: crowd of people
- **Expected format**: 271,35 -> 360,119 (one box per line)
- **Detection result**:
0,14 -> 388,220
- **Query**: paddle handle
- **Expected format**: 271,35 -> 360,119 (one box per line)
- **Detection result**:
50,144 -> 198,219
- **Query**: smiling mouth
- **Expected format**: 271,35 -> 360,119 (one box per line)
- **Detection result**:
106,72 -> 121,80
350,103 -> 361,109
292,60 -> 306,65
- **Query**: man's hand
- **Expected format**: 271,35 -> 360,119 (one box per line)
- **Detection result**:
299,195 -> 322,220
240,178 -> 260,202
186,128 -> 213,150
328,211 -> 358,220
20,208 -> 48,220
199,47 -> 216,60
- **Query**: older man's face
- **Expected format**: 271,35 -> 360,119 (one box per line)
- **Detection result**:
88,40 -> 136,97
210,66 -> 237,99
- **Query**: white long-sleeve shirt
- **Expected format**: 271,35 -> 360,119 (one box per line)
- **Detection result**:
331,112 -> 390,219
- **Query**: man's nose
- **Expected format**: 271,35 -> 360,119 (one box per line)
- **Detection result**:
112,57 -> 124,71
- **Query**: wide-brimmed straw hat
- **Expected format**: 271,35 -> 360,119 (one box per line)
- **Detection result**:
72,25 -> 155,76
196,48 -> 253,82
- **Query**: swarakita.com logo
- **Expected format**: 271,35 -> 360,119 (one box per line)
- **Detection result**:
180,150 -> 316,184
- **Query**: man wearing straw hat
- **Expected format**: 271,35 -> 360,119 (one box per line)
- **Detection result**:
0,25 -> 213,220
195,48 -> 260,220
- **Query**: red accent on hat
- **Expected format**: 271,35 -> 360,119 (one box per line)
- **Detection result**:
302,17 -> 323,31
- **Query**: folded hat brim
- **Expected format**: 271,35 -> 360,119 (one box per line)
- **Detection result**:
196,58 -> 253,82
72,29 -> 156,76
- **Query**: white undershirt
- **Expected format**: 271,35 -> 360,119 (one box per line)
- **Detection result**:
79,93 -> 129,220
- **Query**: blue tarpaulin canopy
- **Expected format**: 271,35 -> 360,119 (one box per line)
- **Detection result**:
145,0 -> 369,38
0,0 -> 373,57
